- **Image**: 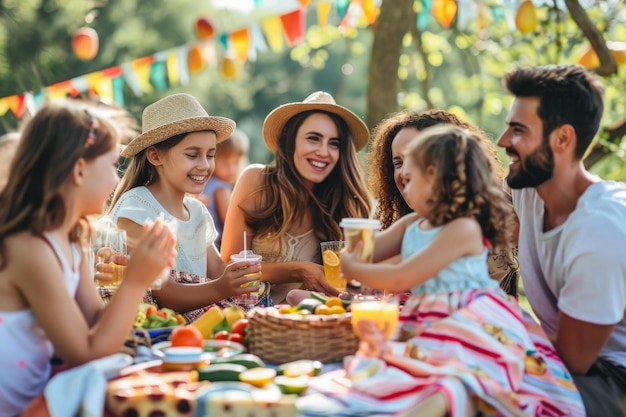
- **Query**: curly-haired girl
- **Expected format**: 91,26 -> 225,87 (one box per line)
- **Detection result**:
339,124 -> 584,416
367,110 -> 518,296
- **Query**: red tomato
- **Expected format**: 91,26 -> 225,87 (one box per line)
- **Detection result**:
231,319 -> 249,336
229,333 -> 243,344
170,326 -> 203,348
213,330 -> 230,340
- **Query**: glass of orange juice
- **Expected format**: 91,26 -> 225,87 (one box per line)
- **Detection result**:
350,294 -> 399,340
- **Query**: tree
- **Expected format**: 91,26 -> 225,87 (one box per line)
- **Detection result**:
367,0 -> 626,179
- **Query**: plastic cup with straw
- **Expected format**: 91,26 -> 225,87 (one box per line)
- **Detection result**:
230,231 -> 262,308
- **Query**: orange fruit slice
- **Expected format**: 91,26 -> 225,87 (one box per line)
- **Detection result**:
322,250 -> 340,267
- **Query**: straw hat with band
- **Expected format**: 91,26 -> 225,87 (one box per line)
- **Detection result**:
122,93 -> 236,157
262,91 -> 369,153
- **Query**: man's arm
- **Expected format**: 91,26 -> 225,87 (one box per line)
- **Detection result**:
554,311 -> 616,375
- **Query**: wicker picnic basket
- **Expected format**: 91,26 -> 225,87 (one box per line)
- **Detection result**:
247,307 -> 359,363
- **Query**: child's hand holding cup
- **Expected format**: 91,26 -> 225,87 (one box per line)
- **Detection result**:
230,250 -> 262,307
339,218 -> 381,263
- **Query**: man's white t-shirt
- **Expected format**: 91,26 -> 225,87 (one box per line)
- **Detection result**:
513,181 -> 626,367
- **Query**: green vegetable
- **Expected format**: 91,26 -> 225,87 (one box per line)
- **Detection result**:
296,298 -> 323,313
198,364 -> 248,382
310,292 -> 351,308
210,354 -> 265,369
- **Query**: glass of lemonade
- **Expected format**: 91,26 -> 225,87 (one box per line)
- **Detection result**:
350,294 -> 399,340
93,221 -> 127,288
320,240 -> 345,290
339,218 -> 381,263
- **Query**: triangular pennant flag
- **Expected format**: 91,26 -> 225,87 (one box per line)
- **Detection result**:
431,0 -> 457,28
339,2 -> 359,31
23,92 -> 38,116
94,77 -> 114,102
261,16 -> 285,53
33,91 -> 45,108
85,73 -> 104,94
121,63 -> 144,97
335,0 -> 350,22
417,0 -> 433,31
71,75 -> 90,93
166,51 -> 180,86
218,33 -> 229,50
150,61 -> 168,91
249,22 -> 268,53
46,80 -> 78,99
6,95 -> 26,118
317,2 -> 332,28
112,77 -> 125,107
131,56 -> 155,94
0,97 -> 10,117
176,45 -> 190,86
455,0 -> 475,30
153,50 -> 169,63
279,9 -> 304,47
100,66 -> 122,79
361,0 -> 378,25
230,28 -> 251,64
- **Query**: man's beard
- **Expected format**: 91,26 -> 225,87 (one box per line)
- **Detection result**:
506,139 -> 554,189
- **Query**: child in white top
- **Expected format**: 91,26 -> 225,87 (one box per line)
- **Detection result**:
0,101 -> 175,417
107,94 -> 260,317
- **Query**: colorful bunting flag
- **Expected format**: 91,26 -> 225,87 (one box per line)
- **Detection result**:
280,9 -> 305,47
261,15 -> 285,53
317,2 -> 332,28
1,0 -> 386,118
230,28 -> 251,64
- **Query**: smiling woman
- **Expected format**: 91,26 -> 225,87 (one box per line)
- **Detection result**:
221,92 -> 372,304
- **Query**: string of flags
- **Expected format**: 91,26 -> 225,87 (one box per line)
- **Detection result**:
0,0 -> 582,120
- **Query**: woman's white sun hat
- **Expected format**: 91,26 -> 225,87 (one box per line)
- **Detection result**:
262,91 -> 369,153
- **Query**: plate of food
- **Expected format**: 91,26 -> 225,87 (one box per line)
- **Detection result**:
151,339 -> 246,360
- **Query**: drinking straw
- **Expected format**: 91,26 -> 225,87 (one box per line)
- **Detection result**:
369,199 -> 379,220
243,231 -> 247,261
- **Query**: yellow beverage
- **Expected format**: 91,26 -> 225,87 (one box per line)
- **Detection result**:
96,263 -> 126,287
320,241 -> 346,290
350,299 -> 399,340
322,251 -> 346,290
340,219 -> 380,263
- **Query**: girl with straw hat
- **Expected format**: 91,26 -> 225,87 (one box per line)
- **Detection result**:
221,91 -> 372,304
107,93 -> 263,319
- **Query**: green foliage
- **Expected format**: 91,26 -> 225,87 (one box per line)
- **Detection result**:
0,0 -> 624,178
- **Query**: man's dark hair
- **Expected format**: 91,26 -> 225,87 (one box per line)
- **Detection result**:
504,64 -> 604,160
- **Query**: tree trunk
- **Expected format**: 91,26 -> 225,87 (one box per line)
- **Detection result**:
366,0 -> 414,131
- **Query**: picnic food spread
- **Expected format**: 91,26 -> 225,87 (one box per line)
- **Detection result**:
103,301 -> 353,417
